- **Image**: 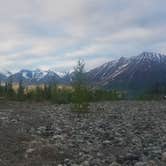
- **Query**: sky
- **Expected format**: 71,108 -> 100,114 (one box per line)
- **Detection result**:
0,0 -> 166,73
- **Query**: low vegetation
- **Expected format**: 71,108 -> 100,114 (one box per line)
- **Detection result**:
0,61 -> 123,109
137,83 -> 166,100
1,60 -> 165,106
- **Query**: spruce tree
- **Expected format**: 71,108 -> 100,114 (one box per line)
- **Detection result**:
0,81 -> 4,97
17,79 -> 25,101
6,80 -> 15,99
71,60 -> 89,112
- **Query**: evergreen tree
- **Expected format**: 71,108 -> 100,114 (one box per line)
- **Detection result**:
4,82 -> 8,94
0,81 -> 5,97
34,86 -> 44,101
44,84 -> 51,100
71,60 -> 89,112
50,84 -> 58,103
17,79 -> 25,100
6,80 -> 16,99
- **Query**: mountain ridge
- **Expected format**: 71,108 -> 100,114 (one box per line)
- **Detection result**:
0,52 -> 166,93
87,52 -> 166,93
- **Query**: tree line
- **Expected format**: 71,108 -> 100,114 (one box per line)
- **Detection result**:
0,61 -> 124,104
137,82 -> 166,100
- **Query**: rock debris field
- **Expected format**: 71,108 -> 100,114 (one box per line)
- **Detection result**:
0,101 -> 166,166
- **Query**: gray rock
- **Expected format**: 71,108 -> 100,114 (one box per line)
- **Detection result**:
162,152 -> 166,162
134,162 -> 147,166
81,160 -> 90,166
110,162 -> 121,166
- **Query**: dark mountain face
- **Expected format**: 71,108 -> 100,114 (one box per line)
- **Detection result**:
61,72 -> 72,84
0,74 -> 7,82
38,70 -> 63,84
87,56 -> 129,83
88,52 -> 166,92
7,69 -> 32,84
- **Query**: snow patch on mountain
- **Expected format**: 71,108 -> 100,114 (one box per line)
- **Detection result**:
32,69 -> 48,81
0,70 -> 12,77
22,72 -> 30,79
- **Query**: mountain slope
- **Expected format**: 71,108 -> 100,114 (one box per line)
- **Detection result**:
1,51 -> 166,92
88,52 -> 166,92
0,70 -> 12,82
7,69 -> 63,85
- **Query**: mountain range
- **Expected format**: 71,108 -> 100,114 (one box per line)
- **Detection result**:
1,52 -> 166,93
87,52 -> 166,93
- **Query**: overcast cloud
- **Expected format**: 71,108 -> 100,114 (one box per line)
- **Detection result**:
0,0 -> 166,72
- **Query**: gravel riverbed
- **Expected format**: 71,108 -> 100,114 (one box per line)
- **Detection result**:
0,101 -> 166,166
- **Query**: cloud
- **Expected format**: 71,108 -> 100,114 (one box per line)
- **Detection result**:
0,0 -> 165,72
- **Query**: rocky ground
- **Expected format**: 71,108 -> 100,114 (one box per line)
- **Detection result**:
0,101 -> 166,166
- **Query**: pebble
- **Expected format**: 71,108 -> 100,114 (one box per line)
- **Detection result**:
135,162 -> 147,166
0,101 -> 166,166
161,152 -> 166,162
81,161 -> 90,166
110,162 -> 121,166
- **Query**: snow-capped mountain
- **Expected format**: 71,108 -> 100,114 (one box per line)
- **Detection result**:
37,70 -> 63,84
6,69 -> 64,85
0,70 -> 12,82
1,51 -> 166,92
88,52 -> 166,92
87,57 -> 129,82
0,70 -> 12,77
0,74 -> 7,82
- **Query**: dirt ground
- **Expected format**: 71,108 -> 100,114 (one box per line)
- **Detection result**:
0,101 -> 166,166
